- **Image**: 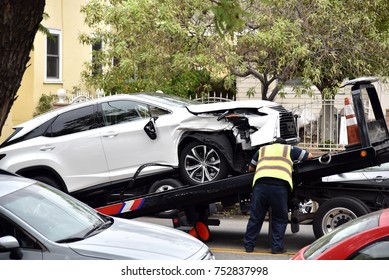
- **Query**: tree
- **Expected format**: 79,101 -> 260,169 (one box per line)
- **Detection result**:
230,1 -> 308,100
80,0 -> 389,104
79,0 -> 243,96
229,0 -> 389,101
286,0 -> 389,143
290,0 -> 389,96
0,0 -> 45,136
223,0 -> 389,143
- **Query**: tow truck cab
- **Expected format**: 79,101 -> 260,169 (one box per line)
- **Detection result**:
292,77 -> 389,238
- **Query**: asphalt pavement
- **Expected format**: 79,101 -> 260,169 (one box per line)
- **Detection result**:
135,213 -> 317,260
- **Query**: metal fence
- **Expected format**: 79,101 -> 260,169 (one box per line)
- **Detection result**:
281,97 -> 371,154
288,99 -> 346,153
192,93 -> 372,154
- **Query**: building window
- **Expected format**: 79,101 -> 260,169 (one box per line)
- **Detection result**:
45,29 -> 62,82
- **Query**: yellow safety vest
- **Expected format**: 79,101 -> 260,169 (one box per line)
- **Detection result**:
253,143 -> 293,190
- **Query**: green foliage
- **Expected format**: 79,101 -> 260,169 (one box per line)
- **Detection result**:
232,0 -> 389,99
79,0 -> 241,95
33,94 -> 56,117
318,140 -> 336,151
246,87 -> 256,98
210,0 -> 247,37
79,0 -> 389,101
287,0 -> 389,96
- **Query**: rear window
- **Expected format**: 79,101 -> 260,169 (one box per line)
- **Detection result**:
45,105 -> 97,137
303,211 -> 380,259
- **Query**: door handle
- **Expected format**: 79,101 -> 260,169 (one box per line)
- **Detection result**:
102,131 -> 119,138
374,176 -> 387,183
39,145 -> 55,151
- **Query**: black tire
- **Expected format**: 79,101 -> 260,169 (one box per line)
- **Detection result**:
148,178 -> 182,193
179,141 -> 229,185
31,175 -> 63,191
148,179 -> 182,218
312,197 -> 370,239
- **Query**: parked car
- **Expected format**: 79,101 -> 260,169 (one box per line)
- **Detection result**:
321,161 -> 389,189
0,92 -> 298,202
0,170 -> 214,260
291,208 -> 389,260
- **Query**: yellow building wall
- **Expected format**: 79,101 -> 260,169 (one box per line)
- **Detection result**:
1,0 -> 91,141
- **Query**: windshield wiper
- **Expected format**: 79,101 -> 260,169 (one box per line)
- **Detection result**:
56,237 -> 86,243
83,218 -> 113,238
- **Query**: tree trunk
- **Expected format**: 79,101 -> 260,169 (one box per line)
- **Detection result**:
0,0 -> 45,136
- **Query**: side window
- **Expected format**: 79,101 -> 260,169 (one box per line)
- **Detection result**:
149,105 -> 170,117
102,101 -> 150,125
350,237 -> 389,260
45,105 -> 97,137
0,215 -> 41,250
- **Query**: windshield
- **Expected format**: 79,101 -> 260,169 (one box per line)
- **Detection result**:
136,93 -> 200,107
0,183 -> 107,242
303,211 -> 380,259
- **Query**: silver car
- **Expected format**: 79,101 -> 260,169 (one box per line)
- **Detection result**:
0,171 -> 214,260
322,162 -> 389,187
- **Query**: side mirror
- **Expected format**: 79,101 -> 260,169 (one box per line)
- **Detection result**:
144,117 -> 158,140
0,236 -> 23,260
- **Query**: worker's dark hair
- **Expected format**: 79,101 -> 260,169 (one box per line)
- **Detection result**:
274,137 -> 287,144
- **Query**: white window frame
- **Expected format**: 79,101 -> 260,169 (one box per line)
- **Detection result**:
44,28 -> 62,83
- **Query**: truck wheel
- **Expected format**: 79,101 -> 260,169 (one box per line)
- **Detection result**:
179,141 -> 228,185
313,197 -> 370,239
148,179 -> 182,218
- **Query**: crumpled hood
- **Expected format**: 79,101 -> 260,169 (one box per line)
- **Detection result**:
68,218 -> 208,260
186,99 -> 277,114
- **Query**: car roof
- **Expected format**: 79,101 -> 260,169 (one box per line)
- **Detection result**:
18,92 -> 188,126
0,172 -> 34,198
7,93 -> 168,141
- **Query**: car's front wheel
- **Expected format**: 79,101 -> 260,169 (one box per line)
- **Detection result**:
179,141 -> 228,185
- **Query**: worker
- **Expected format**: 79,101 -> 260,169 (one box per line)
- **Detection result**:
243,137 -> 313,254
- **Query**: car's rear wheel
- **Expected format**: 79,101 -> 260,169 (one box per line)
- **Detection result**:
312,197 -> 370,239
148,179 -> 182,193
179,141 -> 228,185
31,175 -> 63,191
148,179 -> 183,218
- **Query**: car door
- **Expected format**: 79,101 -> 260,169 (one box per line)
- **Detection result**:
42,105 -> 110,192
99,100 -> 178,182
323,162 -> 389,188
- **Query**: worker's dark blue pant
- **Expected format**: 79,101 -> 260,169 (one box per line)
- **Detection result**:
243,181 -> 289,252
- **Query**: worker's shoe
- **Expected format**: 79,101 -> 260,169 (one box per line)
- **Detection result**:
271,248 -> 287,254
245,247 -> 254,253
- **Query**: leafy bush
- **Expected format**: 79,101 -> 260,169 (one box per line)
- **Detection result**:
33,94 -> 57,117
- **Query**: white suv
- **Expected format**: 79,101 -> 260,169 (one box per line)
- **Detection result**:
0,92 -> 298,201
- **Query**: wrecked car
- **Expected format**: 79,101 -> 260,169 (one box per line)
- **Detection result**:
0,92 -> 298,199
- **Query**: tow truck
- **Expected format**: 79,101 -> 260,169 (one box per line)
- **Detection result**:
94,77 -> 389,241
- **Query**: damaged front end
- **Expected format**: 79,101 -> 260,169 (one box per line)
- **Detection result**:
183,103 -> 299,151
